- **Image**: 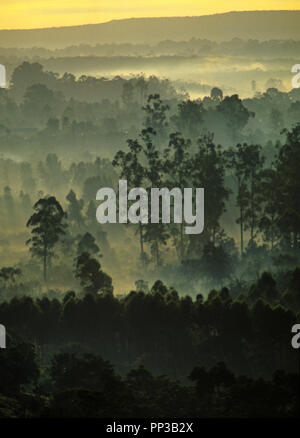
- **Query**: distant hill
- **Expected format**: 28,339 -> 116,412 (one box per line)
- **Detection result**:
0,11 -> 300,48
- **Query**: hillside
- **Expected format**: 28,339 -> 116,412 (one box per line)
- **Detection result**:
0,10 -> 300,48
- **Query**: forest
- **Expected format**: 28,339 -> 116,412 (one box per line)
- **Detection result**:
0,57 -> 299,418
2,37 -> 299,98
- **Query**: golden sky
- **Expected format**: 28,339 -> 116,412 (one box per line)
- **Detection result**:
1,0 -> 300,30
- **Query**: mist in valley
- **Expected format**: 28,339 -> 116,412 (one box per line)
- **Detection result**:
0,10 -> 300,418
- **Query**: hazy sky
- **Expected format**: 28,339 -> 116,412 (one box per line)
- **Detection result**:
1,1 -> 299,29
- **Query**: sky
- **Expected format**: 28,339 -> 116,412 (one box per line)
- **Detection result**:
0,1 -> 300,29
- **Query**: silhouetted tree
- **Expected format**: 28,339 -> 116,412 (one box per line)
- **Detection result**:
75,252 -> 112,294
26,196 -> 67,282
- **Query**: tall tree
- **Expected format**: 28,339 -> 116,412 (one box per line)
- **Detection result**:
242,144 -> 265,246
192,134 -> 229,245
226,143 -> 250,255
141,127 -> 170,267
26,196 -> 67,282
143,94 -> 169,148
113,136 -> 146,264
274,125 -> 300,249
163,132 -> 192,261
258,169 -> 280,250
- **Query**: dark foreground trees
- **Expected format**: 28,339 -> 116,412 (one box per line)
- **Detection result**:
0,349 -> 298,418
0,271 -> 298,381
0,335 -> 39,398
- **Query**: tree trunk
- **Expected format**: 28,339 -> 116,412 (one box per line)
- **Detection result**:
212,227 -> 216,245
250,174 -> 255,245
43,242 -> 47,283
180,222 -> 184,262
237,177 -> 244,255
139,223 -> 145,265
271,214 -> 274,250
240,207 -> 244,255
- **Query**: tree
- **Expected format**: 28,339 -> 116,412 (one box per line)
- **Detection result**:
38,154 -> 68,193
22,83 -> 59,125
0,267 -> 21,285
143,222 -> 170,268
192,134 -> 229,245
172,100 -> 205,139
199,242 -> 234,283
210,87 -> 223,102
259,168 -> 280,249
217,94 -> 253,142
26,196 -> 67,282
274,125 -> 300,249
66,189 -> 84,228
141,127 -> 170,267
113,136 -> 146,264
249,271 -> 279,303
77,232 -> 100,257
75,252 -> 113,294
225,143 -> 256,254
136,76 -> 148,107
269,108 -> 284,135
0,335 -> 39,396
10,61 -> 56,101
163,132 -> 192,261
50,352 -> 119,393
143,94 -> 169,147
242,144 -> 265,246
122,81 -> 135,108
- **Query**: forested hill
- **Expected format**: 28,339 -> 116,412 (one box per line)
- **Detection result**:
1,10 -> 300,48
